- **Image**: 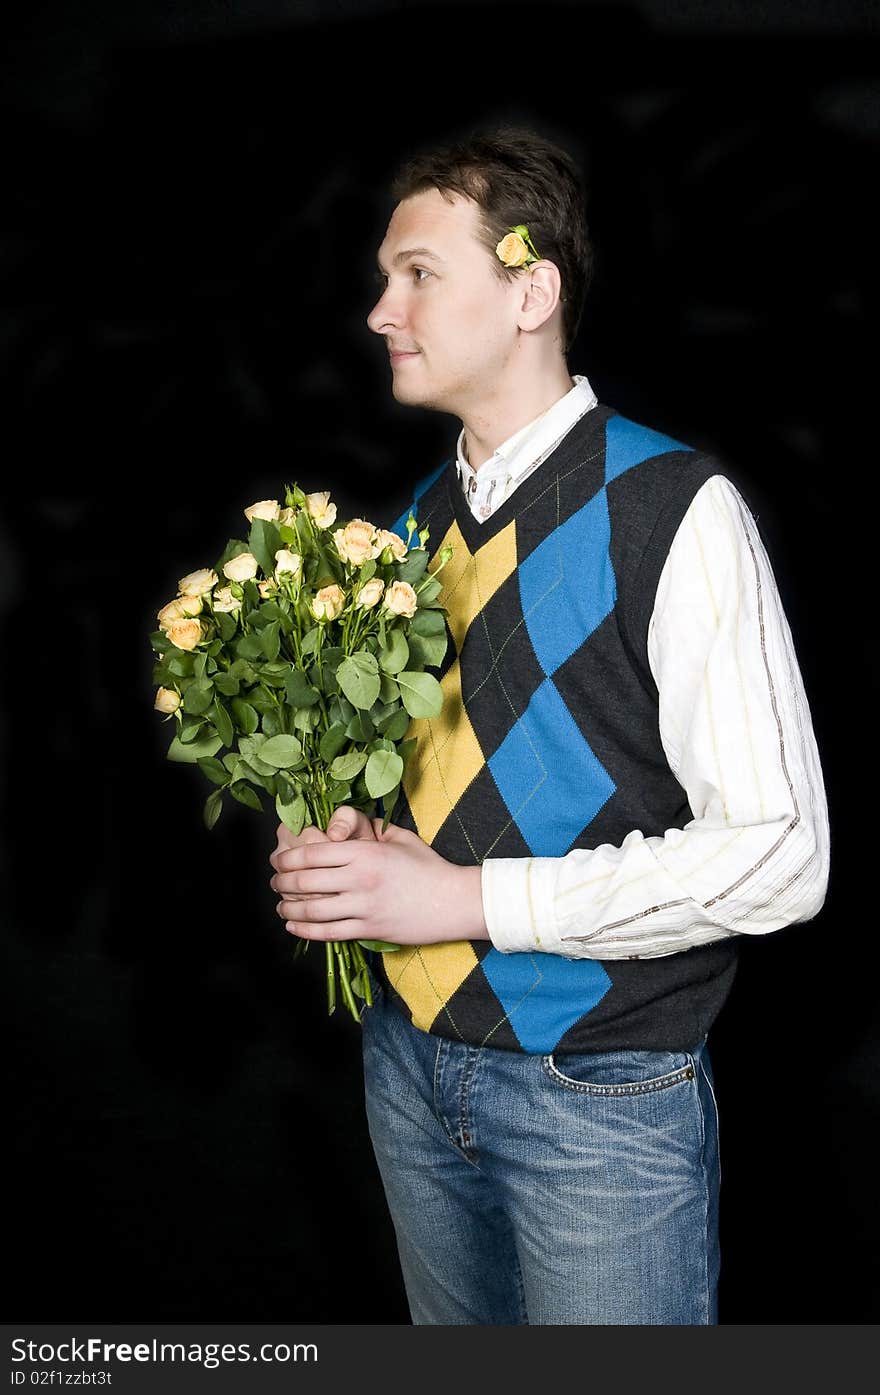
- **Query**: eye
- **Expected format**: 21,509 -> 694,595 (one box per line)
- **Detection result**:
373,271 -> 389,288
412,266 -> 431,282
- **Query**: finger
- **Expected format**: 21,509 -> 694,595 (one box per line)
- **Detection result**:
277,894 -> 361,924
284,917 -> 368,942
271,866 -> 348,897
273,840 -> 362,874
327,805 -> 375,841
270,821 -> 328,868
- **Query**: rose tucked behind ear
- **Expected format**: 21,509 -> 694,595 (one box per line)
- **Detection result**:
495,224 -> 541,268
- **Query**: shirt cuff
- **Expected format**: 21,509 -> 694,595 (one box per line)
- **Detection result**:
480,856 -> 562,953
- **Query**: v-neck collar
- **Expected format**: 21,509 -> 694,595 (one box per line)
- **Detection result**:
443,402 -> 614,552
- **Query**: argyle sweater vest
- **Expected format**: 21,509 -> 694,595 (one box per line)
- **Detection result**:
376,403 -> 739,1054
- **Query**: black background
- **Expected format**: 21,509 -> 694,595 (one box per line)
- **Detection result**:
2,0 -> 877,1324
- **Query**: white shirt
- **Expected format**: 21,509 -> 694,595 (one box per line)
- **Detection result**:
455,374 -> 598,518
459,376 -> 831,958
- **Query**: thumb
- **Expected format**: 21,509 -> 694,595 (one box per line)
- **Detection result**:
326,805 -> 376,841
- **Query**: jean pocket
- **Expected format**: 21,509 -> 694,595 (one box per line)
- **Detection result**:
541,1047 -> 696,1096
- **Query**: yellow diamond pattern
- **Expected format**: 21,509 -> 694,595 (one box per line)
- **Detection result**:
381,941 -> 480,1033
402,517 -> 518,845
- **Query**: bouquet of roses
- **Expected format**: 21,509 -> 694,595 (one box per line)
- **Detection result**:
149,484 -> 452,1022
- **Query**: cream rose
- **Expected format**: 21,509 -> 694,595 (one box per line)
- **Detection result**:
356,577 -> 385,609
311,583 -> 346,622
305,491 -> 338,529
223,552 -> 260,583
212,585 -> 242,613
178,567 -> 218,596
158,593 -> 204,630
244,499 -> 280,522
258,579 -> 278,598
278,506 -> 298,528
383,580 -> 418,618
274,549 -> 302,577
495,231 -> 530,268
334,518 -> 379,566
154,686 -> 181,714
374,528 -> 407,561
166,617 -> 204,651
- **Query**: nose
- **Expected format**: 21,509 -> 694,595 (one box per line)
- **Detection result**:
367,282 -> 404,336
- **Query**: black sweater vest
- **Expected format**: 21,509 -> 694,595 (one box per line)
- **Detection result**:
376,404 -> 739,1054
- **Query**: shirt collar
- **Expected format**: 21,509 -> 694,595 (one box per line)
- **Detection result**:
455,374 -> 597,485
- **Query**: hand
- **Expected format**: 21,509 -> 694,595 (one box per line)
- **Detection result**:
269,808 -> 488,945
269,805 -> 380,912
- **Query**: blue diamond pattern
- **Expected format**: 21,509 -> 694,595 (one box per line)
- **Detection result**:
519,486 -> 616,676
480,948 -> 612,1054
488,677 -> 615,854
605,415 -> 692,483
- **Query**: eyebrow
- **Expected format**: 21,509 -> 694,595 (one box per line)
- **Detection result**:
376,247 -> 445,272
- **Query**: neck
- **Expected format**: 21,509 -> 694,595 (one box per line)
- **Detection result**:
460,358 -> 575,471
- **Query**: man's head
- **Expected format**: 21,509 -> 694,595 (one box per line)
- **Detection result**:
367,126 -> 592,419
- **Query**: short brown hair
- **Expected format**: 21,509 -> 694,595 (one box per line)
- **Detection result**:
389,124 -> 592,351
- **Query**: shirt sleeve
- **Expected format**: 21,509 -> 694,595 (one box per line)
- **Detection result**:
480,474 -> 831,959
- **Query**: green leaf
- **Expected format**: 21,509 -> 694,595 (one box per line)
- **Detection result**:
396,670 -> 443,719
319,723 -> 349,762
261,708 -> 282,738
381,782 -> 402,828
396,549 -> 429,584
182,682 -> 213,716
167,733 -> 223,763
410,607 -> 447,636
236,633 -> 265,661
292,706 -> 320,733
178,720 -> 204,744
329,694 -> 355,726
285,670 -> 321,707
365,749 -> 404,799
407,630 -> 448,669
211,700 -> 234,747
336,651 -> 381,710
326,780 -> 352,804
378,627 -> 409,674
245,688 -> 276,715
398,736 -> 417,765
259,734 -> 304,768
230,781 -> 264,812
377,706 -> 411,741
357,939 -> 402,953
167,653 -> 195,678
417,576 -> 443,607
214,611 -> 238,643
203,787 -> 224,830
260,620 -> 281,660
248,517 -> 283,577
300,627 -> 320,655
378,672 -> 401,703
198,757 -> 230,787
330,750 -> 368,782
213,671 -> 240,697
276,790 -> 307,836
345,710 -> 375,742
260,663 -> 290,688
231,699 -> 259,735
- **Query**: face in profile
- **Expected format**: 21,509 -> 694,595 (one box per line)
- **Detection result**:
367,187 -> 522,418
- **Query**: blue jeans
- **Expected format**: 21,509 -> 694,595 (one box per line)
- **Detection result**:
361,978 -> 720,1325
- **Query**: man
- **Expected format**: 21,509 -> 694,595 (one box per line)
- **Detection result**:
268,127 -> 830,1325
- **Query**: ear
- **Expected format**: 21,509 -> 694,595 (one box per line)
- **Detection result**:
516,260 -> 563,333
